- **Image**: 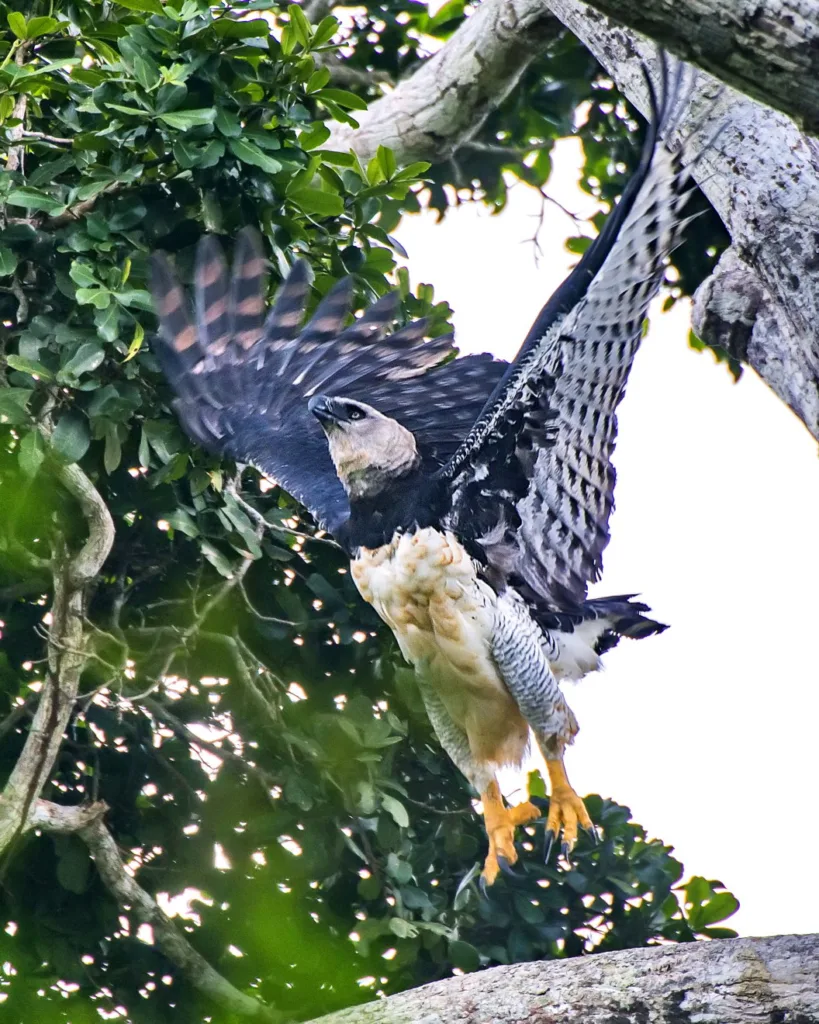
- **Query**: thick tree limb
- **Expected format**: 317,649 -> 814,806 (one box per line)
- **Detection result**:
569,0 -> 819,133
325,0 -> 819,439
544,0 -> 819,439
325,0 -> 561,162
29,801 -> 282,1023
312,933 -> 819,1024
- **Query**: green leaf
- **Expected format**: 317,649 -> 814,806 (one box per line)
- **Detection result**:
51,412 -> 91,464
377,144 -> 396,180
7,12 -> 27,39
0,388 -> 30,425
299,123 -> 330,150
695,891 -> 740,928
306,68 -> 330,94
95,303 -> 120,343
76,287 -> 111,309
312,15 -> 339,47
158,108 -> 217,130
111,0 -> 165,13
315,87 -> 368,111
19,430 -> 44,477
6,354 -> 54,380
0,246 -> 18,277
289,188 -> 343,217
566,235 -> 593,255
104,424 -> 122,474
69,261 -> 99,288
61,342 -> 105,378
228,138 -> 282,173
381,794 -> 409,828
288,4 -> 313,47
215,107 -> 242,137
200,540 -> 235,578
448,940 -> 481,972
527,768 -> 547,799
26,16 -> 60,38
165,508 -> 199,538
6,187 -> 67,215
213,17 -> 270,39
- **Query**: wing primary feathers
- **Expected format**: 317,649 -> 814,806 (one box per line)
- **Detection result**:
229,228 -> 267,352
195,235 -> 231,359
439,53 -> 702,611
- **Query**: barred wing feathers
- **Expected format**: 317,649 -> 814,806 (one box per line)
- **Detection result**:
443,66 -> 694,609
151,229 -> 506,534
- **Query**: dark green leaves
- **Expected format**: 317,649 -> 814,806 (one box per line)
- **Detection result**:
158,108 -> 217,131
289,187 -> 343,217
51,411 -> 91,464
228,137 -> 282,173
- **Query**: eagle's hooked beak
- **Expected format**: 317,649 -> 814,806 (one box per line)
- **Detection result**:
308,394 -> 345,429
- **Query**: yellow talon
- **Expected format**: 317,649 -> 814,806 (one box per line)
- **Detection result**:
545,758 -> 592,851
480,780 -> 541,885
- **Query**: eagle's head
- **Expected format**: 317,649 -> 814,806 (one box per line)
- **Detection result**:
308,394 -> 420,500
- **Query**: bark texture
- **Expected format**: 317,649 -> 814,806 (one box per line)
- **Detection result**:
546,0 -> 819,440
326,0 -> 561,162
574,0 -> 819,133
312,933 -> 819,1024
324,0 -> 819,441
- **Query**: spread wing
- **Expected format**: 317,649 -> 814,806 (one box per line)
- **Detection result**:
441,60 -> 695,610
151,230 -> 506,534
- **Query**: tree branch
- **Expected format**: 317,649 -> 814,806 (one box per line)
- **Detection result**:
0,450 -> 115,856
567,0 -> 819,133
29,801 -> 283,1023
310,932 -> 819,1024
325,0 -> 562,162
543,0 -> 819,440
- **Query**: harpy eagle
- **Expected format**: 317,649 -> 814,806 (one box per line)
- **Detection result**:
151,66 -> 694,885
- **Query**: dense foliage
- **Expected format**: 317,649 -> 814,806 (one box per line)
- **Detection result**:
0,2 -> 735,1022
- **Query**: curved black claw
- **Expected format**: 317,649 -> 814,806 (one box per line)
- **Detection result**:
560,841 -> 572,862
497,855 -> 522,878
582,823 -> 600,845
543,829 -> 556,863
479,874 -> 491,900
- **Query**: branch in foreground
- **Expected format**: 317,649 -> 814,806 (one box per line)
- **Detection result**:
0,451 -> 115,856
325,0 -> 561,162
311,932 -> 819,1024
568,0 -> 819,133
30,800 -> 282,1023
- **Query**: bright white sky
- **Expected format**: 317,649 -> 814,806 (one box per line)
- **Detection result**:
393,138 -> 819,939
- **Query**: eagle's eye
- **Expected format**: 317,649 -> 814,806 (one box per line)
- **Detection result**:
348,407 -> 365,421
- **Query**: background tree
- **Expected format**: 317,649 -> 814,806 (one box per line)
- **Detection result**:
0,1 -> 762,1022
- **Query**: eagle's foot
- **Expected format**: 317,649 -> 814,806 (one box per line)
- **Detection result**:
544,758 -> 592,856
480,781 -> 541,886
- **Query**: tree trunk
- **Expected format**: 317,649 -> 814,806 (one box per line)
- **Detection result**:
545,0 -> 819,441
569,0 -> 819,133
325,0 -> 819,442
310,933 -> 819,1024
325,0 -> 561,161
